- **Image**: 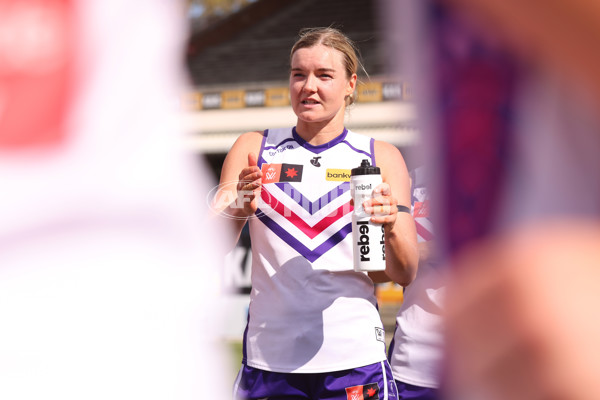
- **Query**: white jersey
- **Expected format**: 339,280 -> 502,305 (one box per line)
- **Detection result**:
245,127 -> 387,373
389,167 -> 445,388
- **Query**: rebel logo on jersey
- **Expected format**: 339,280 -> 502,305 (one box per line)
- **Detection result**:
261,163 -> 303,183
345,382 -> 380,400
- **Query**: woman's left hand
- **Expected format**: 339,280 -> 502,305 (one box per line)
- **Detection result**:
363,182 -> 398,229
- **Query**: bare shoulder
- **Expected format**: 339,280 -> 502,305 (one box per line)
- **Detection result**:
373,140 -> 406,171
373,139 -> 411,205
232,130 -> 265,151
225,130 -> 264,162
220,130 -> 264,182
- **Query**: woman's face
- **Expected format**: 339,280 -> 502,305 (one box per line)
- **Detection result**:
289,44 -> 356,125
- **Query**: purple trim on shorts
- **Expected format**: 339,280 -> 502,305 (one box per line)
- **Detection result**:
292,127 -> 348,154
234,361 -> 398,400
395,380 -> 439,400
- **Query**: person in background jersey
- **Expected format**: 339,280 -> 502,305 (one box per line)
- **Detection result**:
388,166 -> 446,400
388,1 -> 600,399
213,27 -> 418,400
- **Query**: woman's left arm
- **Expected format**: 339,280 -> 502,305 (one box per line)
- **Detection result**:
365,140 -> 419,286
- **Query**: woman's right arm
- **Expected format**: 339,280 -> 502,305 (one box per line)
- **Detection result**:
211,131 -> 264,245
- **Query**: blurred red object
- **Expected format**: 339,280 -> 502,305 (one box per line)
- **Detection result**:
0,0 -> 74,148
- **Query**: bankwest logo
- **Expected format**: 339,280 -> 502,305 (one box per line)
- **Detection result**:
325,169 -> 351,182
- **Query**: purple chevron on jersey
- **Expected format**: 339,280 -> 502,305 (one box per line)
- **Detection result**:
274,181 -> 351,215
256,210 -> 352,262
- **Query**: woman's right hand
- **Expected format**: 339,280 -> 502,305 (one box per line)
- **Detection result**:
235,152 -> 262,217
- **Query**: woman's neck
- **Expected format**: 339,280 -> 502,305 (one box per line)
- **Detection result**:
295,120 -> 345,146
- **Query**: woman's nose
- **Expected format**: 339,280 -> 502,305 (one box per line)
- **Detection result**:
303,74 -> 317,93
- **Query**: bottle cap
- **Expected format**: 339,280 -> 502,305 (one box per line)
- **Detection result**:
351,159 -> 380,176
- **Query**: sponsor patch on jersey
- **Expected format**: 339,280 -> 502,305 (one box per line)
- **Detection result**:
345,383 -> 380,400
261,163 -> 303,183
413,200 -> 430,218
325,169 -> 351,182
375,327 -> 385,343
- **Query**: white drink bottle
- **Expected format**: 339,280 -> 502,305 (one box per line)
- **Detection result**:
351,159 -> 386,272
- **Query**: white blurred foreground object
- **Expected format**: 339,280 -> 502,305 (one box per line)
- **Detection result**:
0,0 -> 229,399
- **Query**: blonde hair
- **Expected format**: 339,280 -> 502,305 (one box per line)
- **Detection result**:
290,27 -> 365,106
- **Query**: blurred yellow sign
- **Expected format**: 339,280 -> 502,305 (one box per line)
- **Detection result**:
265,87 -> 290,107
376,282 -> 404,304
356,81 -> 383,103
221,90 -> 245,109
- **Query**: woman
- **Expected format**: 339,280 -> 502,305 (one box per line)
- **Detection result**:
215,27 -> 418,400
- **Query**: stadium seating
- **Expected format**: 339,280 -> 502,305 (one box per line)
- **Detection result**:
187,0 -> 384,87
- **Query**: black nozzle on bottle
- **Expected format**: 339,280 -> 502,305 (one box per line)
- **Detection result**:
351,159 -> 380,176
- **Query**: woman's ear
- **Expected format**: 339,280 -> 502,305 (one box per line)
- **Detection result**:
346,73 -> 357,96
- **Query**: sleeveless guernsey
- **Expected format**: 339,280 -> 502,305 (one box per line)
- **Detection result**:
389,166 -> 446,388
244,127 -> 387,373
